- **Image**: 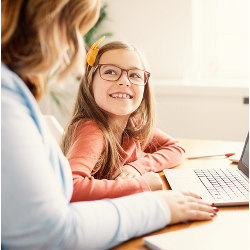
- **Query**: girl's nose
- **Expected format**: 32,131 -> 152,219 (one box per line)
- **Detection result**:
117,71 -> 131,87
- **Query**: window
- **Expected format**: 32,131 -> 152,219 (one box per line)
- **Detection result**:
188,0 -> 249,87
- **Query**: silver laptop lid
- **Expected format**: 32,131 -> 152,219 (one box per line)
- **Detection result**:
238,133 -> 249,178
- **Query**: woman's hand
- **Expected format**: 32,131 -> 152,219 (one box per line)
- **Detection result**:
113,165 -> 141,179
153,190 -> 218,225
141,172 -> 164,191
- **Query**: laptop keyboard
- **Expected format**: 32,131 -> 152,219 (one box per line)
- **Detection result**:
194,169 -> 249,201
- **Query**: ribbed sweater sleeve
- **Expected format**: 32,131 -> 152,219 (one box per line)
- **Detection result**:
127,128 -> 185,174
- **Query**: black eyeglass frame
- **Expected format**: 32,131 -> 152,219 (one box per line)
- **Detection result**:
94,64 -> 151,86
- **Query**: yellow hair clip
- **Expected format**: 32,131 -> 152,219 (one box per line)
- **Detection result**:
86,36 -> 105,67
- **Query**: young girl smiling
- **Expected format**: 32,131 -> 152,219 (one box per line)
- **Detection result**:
61,39 -> 186,201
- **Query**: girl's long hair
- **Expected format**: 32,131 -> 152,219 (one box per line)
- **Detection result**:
61,41 -> 155,179
1,0 -> 100,100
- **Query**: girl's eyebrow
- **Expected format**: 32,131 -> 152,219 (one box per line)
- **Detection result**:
101,63 -> 143,70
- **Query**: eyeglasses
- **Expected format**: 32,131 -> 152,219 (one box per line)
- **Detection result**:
95,64 -> 150,86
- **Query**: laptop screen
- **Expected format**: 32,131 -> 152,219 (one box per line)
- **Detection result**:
238,133 -> 249,178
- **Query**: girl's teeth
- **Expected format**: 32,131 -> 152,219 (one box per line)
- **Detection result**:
110,94 -> 131,99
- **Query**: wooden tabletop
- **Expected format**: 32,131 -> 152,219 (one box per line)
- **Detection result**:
112,138 -> 249,250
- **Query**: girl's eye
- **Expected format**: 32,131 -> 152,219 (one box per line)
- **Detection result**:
130,73 -> 142,79
104,70 -> 116,75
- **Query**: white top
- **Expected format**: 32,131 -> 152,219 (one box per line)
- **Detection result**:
1,63 -> 169,250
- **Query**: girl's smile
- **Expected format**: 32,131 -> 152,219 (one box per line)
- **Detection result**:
109,92 -> 133,99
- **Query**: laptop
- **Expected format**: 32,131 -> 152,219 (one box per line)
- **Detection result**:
164,134 -> 249,206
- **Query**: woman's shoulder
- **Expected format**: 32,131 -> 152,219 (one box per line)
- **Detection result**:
1,63 -> 35,102
1,63 -> 21,90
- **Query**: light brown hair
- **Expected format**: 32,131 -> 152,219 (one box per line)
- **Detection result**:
61,41 -> 155,179
1,0 -> 100,100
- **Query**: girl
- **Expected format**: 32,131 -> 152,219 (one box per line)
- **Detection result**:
61,39 -> 186,201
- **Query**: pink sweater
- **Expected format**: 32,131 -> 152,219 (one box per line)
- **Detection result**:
67,120 -> 185,201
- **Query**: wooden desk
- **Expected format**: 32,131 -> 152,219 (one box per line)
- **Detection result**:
112,139 -> 249,250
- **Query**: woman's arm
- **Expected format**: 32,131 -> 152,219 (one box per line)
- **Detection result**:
1,67 -> 167,249
127,128 -> 185,174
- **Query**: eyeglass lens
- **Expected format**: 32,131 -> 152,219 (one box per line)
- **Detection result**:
99,65 -> 147,85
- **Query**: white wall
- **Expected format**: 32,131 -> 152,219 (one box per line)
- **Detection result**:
101,0 -> 192,80
153,84 -> 248,141
97,0 -> 249,141
101,0 -> 248,85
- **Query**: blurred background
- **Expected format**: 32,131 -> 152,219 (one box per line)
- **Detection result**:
39,0 -> 249,141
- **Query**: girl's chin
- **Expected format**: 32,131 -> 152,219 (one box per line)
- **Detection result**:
107,111 -> 132,118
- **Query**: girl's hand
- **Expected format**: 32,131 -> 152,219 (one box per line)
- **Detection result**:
113,165 -> 141,179
141,172 -> 164,191
153,190 -> 218,225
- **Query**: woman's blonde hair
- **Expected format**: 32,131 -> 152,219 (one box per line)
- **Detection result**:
1,0 -> 100,100
61,41 -> 155,179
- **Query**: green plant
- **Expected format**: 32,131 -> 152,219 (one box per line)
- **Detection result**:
84,3 -> 112,47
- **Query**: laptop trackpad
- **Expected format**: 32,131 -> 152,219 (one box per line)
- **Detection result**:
164,169 -> 213,202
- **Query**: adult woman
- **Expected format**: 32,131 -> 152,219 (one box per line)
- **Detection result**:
1,1 -> 218,249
